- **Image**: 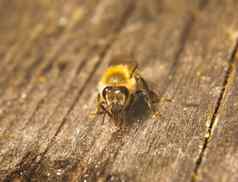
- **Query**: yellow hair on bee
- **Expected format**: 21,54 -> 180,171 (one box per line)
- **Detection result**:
98,64 -> 137,93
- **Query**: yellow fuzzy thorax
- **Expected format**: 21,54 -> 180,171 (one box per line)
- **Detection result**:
99,64 -> 137,93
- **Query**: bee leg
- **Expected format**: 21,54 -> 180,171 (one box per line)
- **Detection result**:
113,117 -> 123,129
100,103 -> 113,118
138,77 -> 161,119
136,76 -> 157,113
136,90 -> 155,113
91,102 -> 111,124
129,62 -> 138,78
90,94 -> 105,119
102,112 -> 106,125
124,94 -> 134,111
96,104 -> 110,125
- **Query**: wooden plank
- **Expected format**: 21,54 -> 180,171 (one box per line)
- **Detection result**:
36,0 -> 238,181
129,1 -> 238,181
0,0 -> 92,104
90,1 -> 238,181
32,0 -> 204,181
0,0 -> 60,76
0,0 -> 237,182
0,0 -> 134,180
0,0 -> 95,171
196,39 -> 238,181
0,0 -> 101,137
0,0 -> 97,145
192,1 -> 238,182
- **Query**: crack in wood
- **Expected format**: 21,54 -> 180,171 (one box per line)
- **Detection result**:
4,0 -> 236,181
145,0 -> 208,159
191,38 -> 238,182
72,1 -> 210,179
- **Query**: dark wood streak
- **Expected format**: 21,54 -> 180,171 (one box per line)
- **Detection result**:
0,0 -> 238,181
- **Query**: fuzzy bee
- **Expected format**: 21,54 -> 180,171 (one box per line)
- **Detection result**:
94,55 -> 157,125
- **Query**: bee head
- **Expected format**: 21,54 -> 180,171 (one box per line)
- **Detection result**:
102,86 -> 129,114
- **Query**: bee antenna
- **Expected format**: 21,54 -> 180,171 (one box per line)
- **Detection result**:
130,63 -> 138,78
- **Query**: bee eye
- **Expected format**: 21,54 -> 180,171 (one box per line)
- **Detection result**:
118,86 -> 129,99
102,86 -> 112,99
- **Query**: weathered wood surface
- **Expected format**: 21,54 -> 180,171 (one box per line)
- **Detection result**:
196,48 -> 238,182
0,0 -> 238,181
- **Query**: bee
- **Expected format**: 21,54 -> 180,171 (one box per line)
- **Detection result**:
94,55 -> 157,125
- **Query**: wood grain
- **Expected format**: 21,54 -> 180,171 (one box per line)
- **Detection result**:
0,0 -> 238,181
197,48 -> 238,182
0,0 -> 134,180
30,0 -> 204,181
196,30 -> 238,182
